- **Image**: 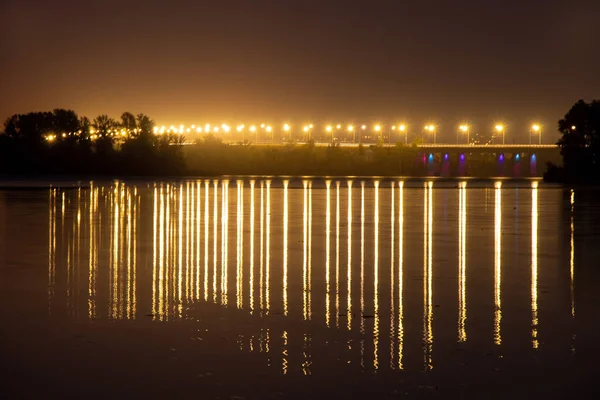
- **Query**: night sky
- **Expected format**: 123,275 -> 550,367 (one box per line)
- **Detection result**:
1,0 -> 599,141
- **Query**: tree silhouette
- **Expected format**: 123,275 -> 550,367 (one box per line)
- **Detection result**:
120,112 -> 137,132
555,99 -> 600,181
136,113 -> 154,139
92,114 -> 118,138
52,109 -> 79,135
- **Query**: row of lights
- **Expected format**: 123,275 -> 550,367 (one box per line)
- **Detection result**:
151,123 -> 546,134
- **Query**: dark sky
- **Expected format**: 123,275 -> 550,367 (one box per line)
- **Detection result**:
1,0 -> 599,142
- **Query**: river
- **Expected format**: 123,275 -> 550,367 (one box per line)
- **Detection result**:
1,178 -> 599,399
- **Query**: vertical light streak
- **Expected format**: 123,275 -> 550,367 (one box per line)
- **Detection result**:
111,185 -> 120,319
325,180 -> 331,327
360,181 -> 365,370
308,180 -> 313,320
178,184 -> 183,314
570,189 -> 575,318
126,191 -> 132,319
186,182 -> 191,302
237,180 -> 243,309
283,180 -> 289,316
303,180 -> 308,320
373,180 -> 380,372
158,187 -> 165,320
89,186 -> 97,319
260,181 -> 265,312
250,180 -> 255,313
222,180 -> 229,305
494,181 -> 502,345
204,181 -> 209,301
212,180 -> 219,303
531,181 -> 539,349
423,181 -> 433,370
458,181 -> 467,342
196,181 -> 201,301
390,181 -> 395,368
397,181 -> 405,369
335,181 -> 340,327
132,190 -> 137,319
265,179 -> 271,313
347,180 -> 353,331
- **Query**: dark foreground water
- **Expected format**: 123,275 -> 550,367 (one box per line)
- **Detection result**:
1,178 -> 599,399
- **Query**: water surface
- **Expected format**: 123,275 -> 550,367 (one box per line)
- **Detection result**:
1,178 -> 599,399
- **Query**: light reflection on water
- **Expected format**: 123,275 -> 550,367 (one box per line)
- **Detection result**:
43,178 -> 585,375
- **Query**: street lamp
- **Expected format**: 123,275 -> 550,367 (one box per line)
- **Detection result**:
266,125 -> 273,143
250,125 -> 257,143
347,124 -> 355,143
303,125 -> 312,142
326,125 -> 333,144
424,125 -> 436,144
283,123 -> 291,143
399,124 -> 407,144
374,124 -> 382,143
495,124 -> 504,145
459,124 -> 470,144
531,124 -> 541,145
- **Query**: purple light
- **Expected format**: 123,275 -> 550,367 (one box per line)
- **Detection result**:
444,153 -> 449,161
499,154 -> 504,161
459,153 -> 465,161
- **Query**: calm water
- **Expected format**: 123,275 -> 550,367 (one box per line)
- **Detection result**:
1,178 -> 599,399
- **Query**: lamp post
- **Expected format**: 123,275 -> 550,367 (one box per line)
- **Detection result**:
495,124 -> 504,145
283,123 -> 291,143
399,124 -> 407,144
250,125 -> 257,144
360,125 -> 366,144
459,124 -> 470,144
531,124 -> 541,145
266,125 -> 273,144
237,124 -> 244,143
424,125 -> 436,144
374,124 -> 382,144
347,125 -> 355,144
326,125 -> 333,145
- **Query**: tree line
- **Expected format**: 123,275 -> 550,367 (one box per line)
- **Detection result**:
0,109 -> 185,176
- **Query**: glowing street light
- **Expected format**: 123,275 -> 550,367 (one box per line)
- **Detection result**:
531,124 -> 542,145
303,124 -> 312,142
347,124 -> 356,143
266,125 -> 273,143
250,125 -> 257,143
336,124 -> 341,130
237,124 -> 245,142
424,125 -> 436,143
326,125 -> 333,144
283,123 -> 291,143
399,124 -> 408,144
459,124 -> 470,144
494,124 -> 505,145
